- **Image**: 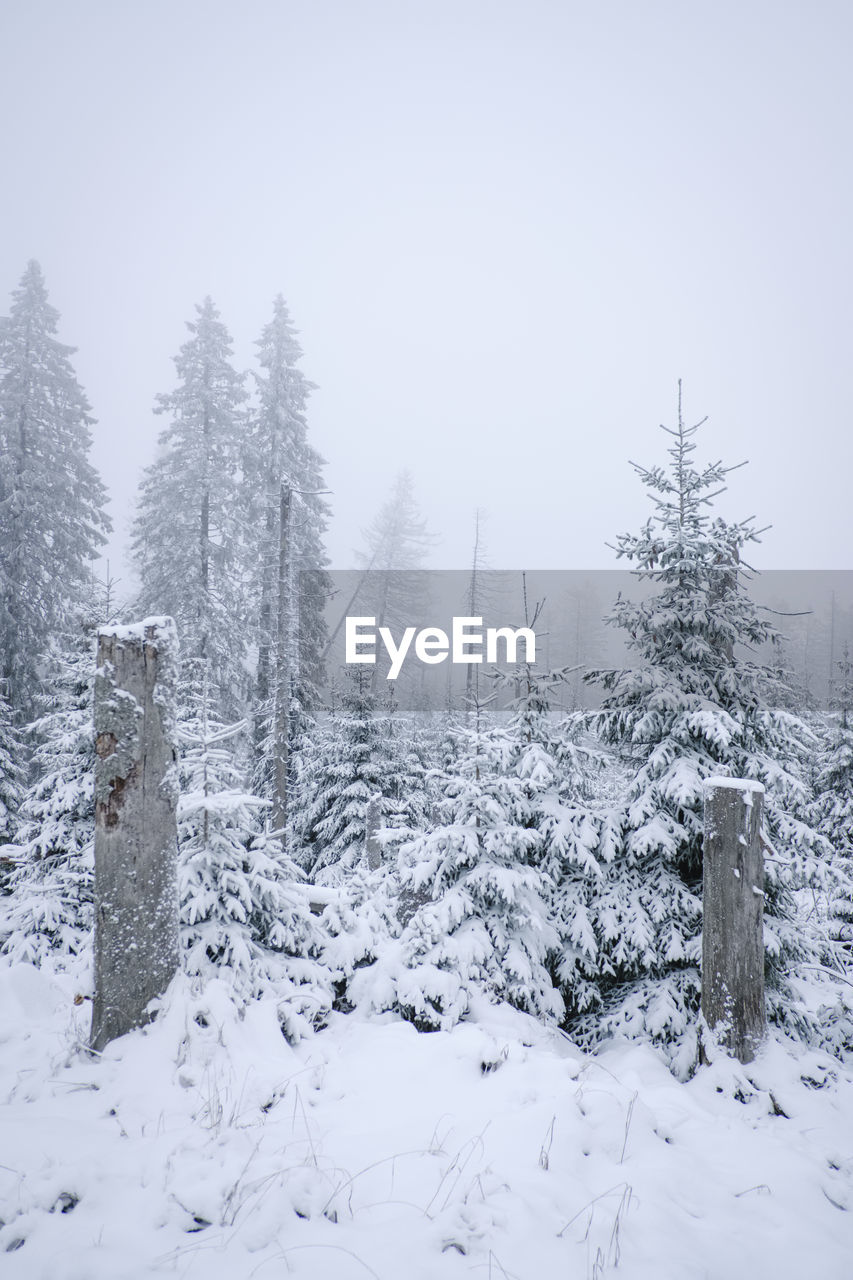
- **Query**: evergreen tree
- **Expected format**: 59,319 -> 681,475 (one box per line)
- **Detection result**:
0,261 -> 110,717
297,667 -> 430,882
178,670 -> 331,1039
0,590 -> 105,967
357,470 -> 432,576
374,660 -> 605,1032
498,663 -> 607,1021
132,298 -> 247,715
243,296 -> 329,788
812,646 -> 853,943
579,390 -> 836,1072
351,471 -> 435,691
391,719 -> 564,1029
0,691 -> 25,892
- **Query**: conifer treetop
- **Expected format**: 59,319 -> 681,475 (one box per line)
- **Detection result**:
0,259 -> 110,715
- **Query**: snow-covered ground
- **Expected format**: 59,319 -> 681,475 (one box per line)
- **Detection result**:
2,964 -> 852,1280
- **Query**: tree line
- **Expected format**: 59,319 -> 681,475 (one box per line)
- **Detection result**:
1,261 -> 851,1075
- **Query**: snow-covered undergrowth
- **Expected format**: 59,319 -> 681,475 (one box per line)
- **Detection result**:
2,966 -> 853,1280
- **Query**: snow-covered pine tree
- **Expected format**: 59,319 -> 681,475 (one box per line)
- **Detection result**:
0,261 -> 110,719
352,472 -> 435,691
579,388 -> 836,1072
0,689 -> 25,894
812,646 -> 853,943
178,668 -> 331,1039
358,471 -> 432,577
495,660 -> 607,1022
389,718 -> 564,1030
243,296 -> 330,784
0,587 -> 107,968
375,652 -> 605,1033
131,297 -> 248,717
297,666 -> 431,882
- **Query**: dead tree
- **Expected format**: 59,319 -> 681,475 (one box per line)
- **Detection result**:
91,618 -> 179,1051
701,777 -> 766,1064
272,482 -> 293,835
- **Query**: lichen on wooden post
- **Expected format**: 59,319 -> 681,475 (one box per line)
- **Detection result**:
91,617 -> 180,1051
701,776 -> 766,1064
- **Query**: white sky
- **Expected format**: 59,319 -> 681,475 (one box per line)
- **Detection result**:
1,0 -> 851,580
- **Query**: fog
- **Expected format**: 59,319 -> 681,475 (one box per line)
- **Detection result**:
2,0 -> 851,580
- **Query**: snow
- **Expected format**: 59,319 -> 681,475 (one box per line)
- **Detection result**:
2,968 -> 853,1279
703,776 -> 765,795
98,616 -> 177,644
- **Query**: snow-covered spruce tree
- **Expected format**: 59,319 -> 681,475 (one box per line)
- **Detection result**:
243,296 -> 330,784
811,646 -> 853,943
385,717 -> 565,1030
317,659 -> 601,1028
0,690 -> 25,894
0,590 -> 107,967
178,668 -> 331,1039
351,470 -> 435,688
0,261 -> 110,719
578,390 -> 837,1072
297,666 -> 431,883
496,662 -> 608,1021
132,298 -> 248,717
358,470 -> 433,578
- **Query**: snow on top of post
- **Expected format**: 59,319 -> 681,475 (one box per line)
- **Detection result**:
98,616 -> 178,646
703,776 -> 765,795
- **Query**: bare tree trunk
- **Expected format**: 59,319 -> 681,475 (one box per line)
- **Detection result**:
255,490 -> 278,746
272,483 -> 292,835
369,575 -> 390,694
701,777 -> 766,1064
91,618 -> 180,1052
465,509 -> 481,719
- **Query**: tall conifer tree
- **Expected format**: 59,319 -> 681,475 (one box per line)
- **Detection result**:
0,587 -> 109,967
243,296 -> 329,770
0,261 -> 110,717
132,298 -> 247,713
580,390 -> 835,1071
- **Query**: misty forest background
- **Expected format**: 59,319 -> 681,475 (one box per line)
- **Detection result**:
1,260 -> 852,1075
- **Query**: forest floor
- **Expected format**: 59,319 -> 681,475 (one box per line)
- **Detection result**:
2,963 -> 853,1280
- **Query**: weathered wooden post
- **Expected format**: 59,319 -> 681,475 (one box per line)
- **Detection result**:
91,617 -> 179,1051
701,777 -> 766,1064
272,482 -> 293,836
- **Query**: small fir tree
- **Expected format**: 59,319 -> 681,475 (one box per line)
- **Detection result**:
178,670 -> 331,1038
497,662 -> 607,1022
297,667 -> 430,882
0,593 -> 104,966
391,719 -> 564,1029
580,389 -> 837,1071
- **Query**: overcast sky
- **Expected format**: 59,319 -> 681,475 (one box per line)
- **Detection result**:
2,0 -> 851,583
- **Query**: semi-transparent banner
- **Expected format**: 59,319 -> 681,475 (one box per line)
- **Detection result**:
296,570 -> 853,714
